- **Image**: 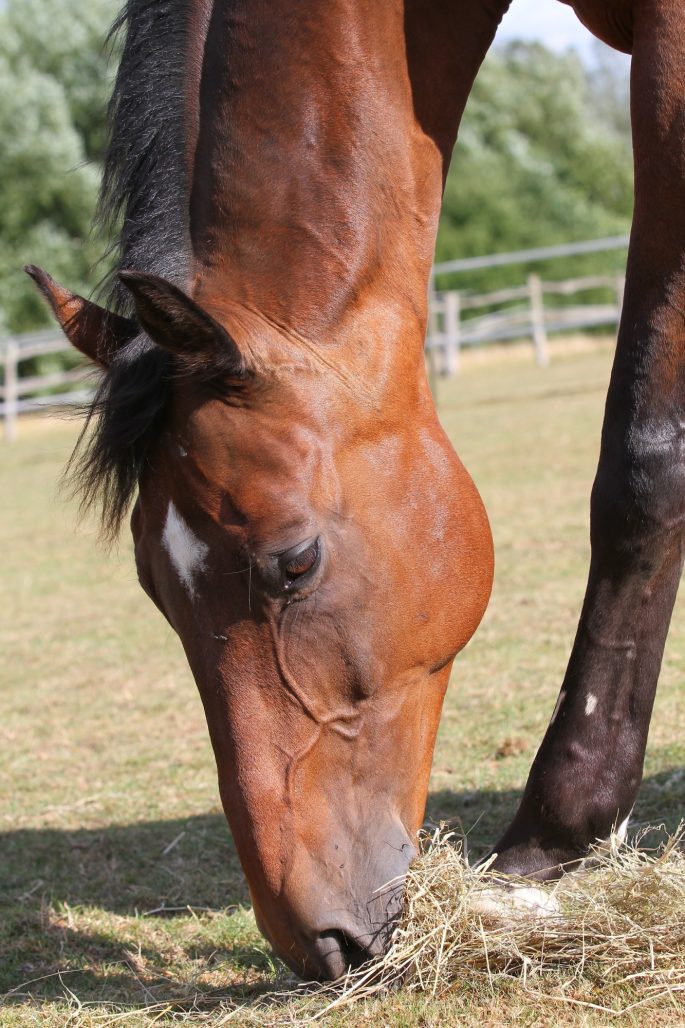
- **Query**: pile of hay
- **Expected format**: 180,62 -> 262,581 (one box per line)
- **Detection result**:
311,825 -> 685,1019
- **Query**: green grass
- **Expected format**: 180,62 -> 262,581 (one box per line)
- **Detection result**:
2,343 -> 684,1026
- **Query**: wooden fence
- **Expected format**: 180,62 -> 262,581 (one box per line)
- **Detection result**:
1,271 -> 626,440
0,330 -> 91,441
426,273 -> 625,376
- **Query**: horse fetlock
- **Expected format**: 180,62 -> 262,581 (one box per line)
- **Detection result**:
491,770 -> 637,879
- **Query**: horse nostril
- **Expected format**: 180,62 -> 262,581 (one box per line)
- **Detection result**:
339,930 -> 375,970
312,928 -> 382,980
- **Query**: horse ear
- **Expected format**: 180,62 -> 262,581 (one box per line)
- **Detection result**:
118,270 -> 245,376
24,265 -> 137,369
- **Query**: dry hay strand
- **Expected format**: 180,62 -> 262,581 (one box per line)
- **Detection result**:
303,823 -> 685,1021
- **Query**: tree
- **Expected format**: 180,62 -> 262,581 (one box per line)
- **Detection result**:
0,0 -> 114,334
436,42 -> 633,291
0,14 -> 635,333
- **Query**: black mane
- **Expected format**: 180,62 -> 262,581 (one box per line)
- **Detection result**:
99,0 -> 194,312
71,0 -> 200,539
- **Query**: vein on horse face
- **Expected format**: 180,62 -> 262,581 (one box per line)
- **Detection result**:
162,499 -> 210,598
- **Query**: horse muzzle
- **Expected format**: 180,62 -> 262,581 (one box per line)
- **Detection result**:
260,832 -> 415,981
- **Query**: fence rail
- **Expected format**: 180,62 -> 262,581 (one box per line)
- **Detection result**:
431,234 -> 630,276
0,330 -> 91,441
1,265 -> 627,440
426,272 -> 625,376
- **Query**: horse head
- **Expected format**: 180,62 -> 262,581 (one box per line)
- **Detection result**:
29,264 -> 493,979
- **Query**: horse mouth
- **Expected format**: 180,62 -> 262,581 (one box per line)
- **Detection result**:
309,924 -> 390,981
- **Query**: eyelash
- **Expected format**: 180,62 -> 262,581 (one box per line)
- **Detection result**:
279,538 -> 322,592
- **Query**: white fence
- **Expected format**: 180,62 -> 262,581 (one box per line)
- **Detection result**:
1,235 -> 630,440
426,272 -> 625,376
0,330 -> 91,441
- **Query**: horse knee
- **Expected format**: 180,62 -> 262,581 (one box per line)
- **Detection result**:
591,416 -> 685,557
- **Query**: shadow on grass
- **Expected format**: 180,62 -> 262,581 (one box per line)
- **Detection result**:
426,766 -> 685,860
0,814 -> 269,1006
1,769 -> 683,1009
1,813 -> 246,915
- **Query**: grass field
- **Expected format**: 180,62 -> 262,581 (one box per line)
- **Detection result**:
2,342 -> 684,1026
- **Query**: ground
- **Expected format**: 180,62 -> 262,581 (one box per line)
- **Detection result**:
1,341 -> 684,1026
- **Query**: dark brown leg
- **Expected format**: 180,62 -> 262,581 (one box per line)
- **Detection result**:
493,0 -> 685,877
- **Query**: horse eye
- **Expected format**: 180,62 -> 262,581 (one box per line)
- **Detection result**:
282,539 -> 320,582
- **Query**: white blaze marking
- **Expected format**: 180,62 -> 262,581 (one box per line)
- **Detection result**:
550,690 -> 566,724
162,500 -> 209,598
585,692 -> 598,716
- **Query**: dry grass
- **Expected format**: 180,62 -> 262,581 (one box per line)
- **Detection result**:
307,827 -> 685,1021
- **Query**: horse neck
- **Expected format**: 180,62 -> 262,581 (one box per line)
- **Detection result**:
188,0 -> 504,366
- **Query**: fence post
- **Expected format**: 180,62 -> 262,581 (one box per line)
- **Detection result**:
3,338 -> 19,442
528,274 -> 549,367
444,291 -> 461,376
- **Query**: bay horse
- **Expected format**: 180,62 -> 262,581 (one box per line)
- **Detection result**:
27,0 -> 684,982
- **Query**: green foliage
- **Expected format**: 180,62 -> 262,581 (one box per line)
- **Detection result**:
436,43 -> 633,291
3,0 -> 115,159
586,40 -> 632,140
0,10 -> 633,333
0,0 -> 114,334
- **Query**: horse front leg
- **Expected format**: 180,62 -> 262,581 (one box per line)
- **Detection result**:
492,0 -> 685,877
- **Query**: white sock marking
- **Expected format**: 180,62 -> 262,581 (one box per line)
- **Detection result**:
585,692 -> 598,716
162,500 -> 209,598
616,811 -> 631,844
470,885 -> 560,920
595,807 -> 633,857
